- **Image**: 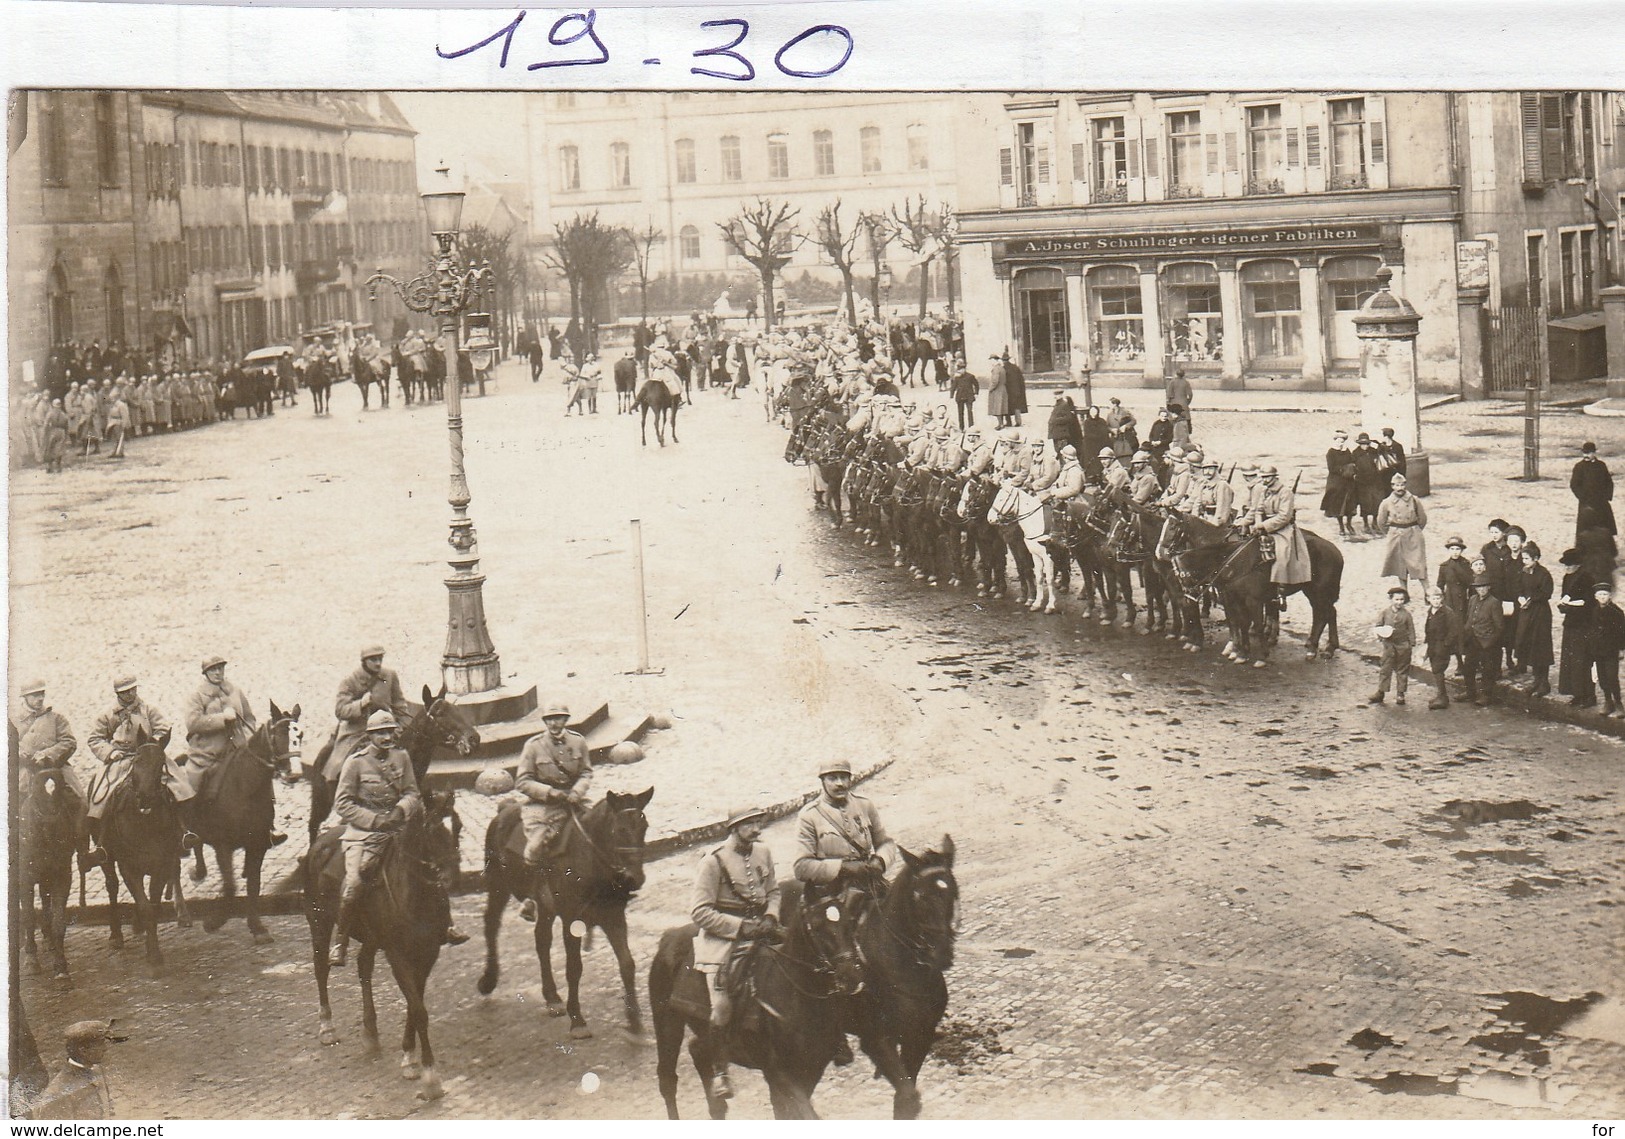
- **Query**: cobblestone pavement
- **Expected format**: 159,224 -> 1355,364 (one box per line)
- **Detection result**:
13,370 -> 1625,1119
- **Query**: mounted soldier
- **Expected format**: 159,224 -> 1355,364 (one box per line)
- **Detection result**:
1128,451 -> 1161,506
323,645 -> 410,789
690,804 -> 780,1102
328,710 -> 420,966
1101,446 -> 1130,493
13,679 -> 99,864
794,759 -> 894,909
180,656 -> 285,849
1237,464 -> 1312,606
86,677 -> 172,849
515,701 -> 592,923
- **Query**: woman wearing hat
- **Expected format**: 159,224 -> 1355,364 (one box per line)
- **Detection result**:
1321,430 -> 1358,535
1350,433 -> 1385,535
1556,548 -> 1598,707
986,353 -> 1010,428
1513,542 -> 1555,698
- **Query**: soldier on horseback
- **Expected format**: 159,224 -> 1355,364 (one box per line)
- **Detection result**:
691,804 -> 779,1102
1237,464 -> 1311,609
324,645 -> 410,789
180,656 -> 286,850
515,701 -> 592,923
794,758 -> 894,908
85,677 -> 171,853
329,710 -> 420,966
1101,446 -> 1130,493
1128,451 -> 1161,505
13,679 -> 99,864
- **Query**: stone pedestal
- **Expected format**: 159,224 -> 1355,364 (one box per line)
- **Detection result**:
1603,285 -> 1625,399
1456,286 -> 1489,401
1356,267 -> 1430,496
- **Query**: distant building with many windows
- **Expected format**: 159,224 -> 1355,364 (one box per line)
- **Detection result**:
8,89 -> 423,385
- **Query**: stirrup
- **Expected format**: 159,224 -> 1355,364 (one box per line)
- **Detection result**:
181,831 -> 202,851
710,1070 -> 734,1101
518,897 -> 538,923
329,938 -> 348,966
445,925 -> 471,946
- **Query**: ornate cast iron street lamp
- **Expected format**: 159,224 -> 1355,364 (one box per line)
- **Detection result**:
367,166 -> 505,696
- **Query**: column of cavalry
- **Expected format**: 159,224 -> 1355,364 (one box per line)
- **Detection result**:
783,381 -> 1343,667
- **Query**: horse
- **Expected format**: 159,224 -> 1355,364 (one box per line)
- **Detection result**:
303,789 -> 461,1101
988,481 -> 1057,613
848,837 -> 959,1119
353,357 -> 379,410
1170,519 -> 1343,665
635,379 -> 682,447
615,361 -> 638,414
477,789 -> 654,1040
181,702 -> 299,945
18,766 -> 89,984
304,685 -> 480,845
650,880 -> 867,1119
100,735 -> 188,970
307,367 -> 332,417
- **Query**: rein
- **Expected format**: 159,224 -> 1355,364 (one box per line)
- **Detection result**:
568,806 -> 643,876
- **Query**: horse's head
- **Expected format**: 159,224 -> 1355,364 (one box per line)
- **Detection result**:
123,735 -> 171,815
794,883 -> 866,998
591,787 -> 653,896
20,765 -> 75,834
413,788 -> 463,893
986,481 -> 1019,526
267,700 -> 302,783
893,835 -> 960,972
420,684 -> 480,757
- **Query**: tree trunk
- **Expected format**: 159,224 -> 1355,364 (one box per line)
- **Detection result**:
640,277 -> 649,325
840,267 -> 857,327
869,250 -> 882,317
762,269 -> 776,332
918,255 -> 934,319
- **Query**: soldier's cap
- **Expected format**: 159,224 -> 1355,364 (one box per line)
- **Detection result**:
65,1019 -> 128,1049
1471,573 -> 1494,588
1258,464 -> 1280,477
1098,447 -> 1116,459
1593,580 -> 1615,595
725,805 -> 769,830
817,758 -> 855,779
963,426 -> 982,438
360,644 -> 386,661
1445,536 -> 1466,549
20,679 -> 47,697
1169,446 -> 1186,459
365,710 -> 399,732
201,655 -> 227,673
113,676 -> 139,693
542,700 -> 571,719
1060,443 -> 1078,456
1130,451 -> 1151,465
1388,586 -> 1410,601
1239,464 -> 1258,475
1185,450 -> 1204,465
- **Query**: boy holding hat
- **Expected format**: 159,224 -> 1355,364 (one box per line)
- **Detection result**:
1370,585 -> 1416,705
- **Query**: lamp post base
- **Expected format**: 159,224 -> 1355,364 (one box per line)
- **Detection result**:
443,683 -> 539,727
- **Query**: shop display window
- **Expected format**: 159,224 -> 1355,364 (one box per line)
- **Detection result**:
1161,261 -> 1224,363
1088,264 -> 1145,362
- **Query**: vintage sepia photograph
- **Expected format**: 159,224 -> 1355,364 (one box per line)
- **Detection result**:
6,66 -> 1625,1123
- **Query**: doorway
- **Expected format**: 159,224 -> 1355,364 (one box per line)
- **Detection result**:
1016,268 -> 1070,374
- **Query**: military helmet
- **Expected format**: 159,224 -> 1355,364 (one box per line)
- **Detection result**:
725,805 -> 769,830
817,757 -> 854,779
543,700 -> 570,719
19,678 -> 47,697
1259,463 -> 1280,477
1130,450 -> 1151,465
201,655 -> 228,673
1239,463 -> 1259,476
365,710 -> 399,732
1185,449 -> 1205,466
360,644 -> 386,661
1098,446 -> 1116,459
113,676 -> 139,693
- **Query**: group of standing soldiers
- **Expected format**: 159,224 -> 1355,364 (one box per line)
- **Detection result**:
13,370 -> 240,472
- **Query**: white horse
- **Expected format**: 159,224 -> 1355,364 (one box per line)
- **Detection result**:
988,481 -> 1058,614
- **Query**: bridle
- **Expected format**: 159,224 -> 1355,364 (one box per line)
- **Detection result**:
760,891 -> 864,1001
1173,530 -> 1260,602
568,803 -> 646,882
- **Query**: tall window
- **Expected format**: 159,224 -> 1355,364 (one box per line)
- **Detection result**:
558,144 -> 580,191
895,125 -> 925,173
720,134 -> 743,181
94,92 -> 119,185
1092,117 -> 1128,199
1241,259 -> 1302,359
1014,121 -> 1049,205
1246,104 -> 1285,193
859,126 -> 881,174
767,132 -> 789,179
40,93 -> 69,185
813,129 -> 835,176
610,141 -> 632,187
1088,264 -> 1144,361
1166,111 -> 1202,195
103,263 -> 125,343
1328,98 -> 1367,189
679,224 -> 701,266
675,138 -> 697,184
1559,229 -> 1596,315
1522,92 -> 1591,183
47,262 -> 73,344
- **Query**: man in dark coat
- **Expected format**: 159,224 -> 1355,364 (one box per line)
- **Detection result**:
1571,441 -> 1616,540
1462,573 -> 1505,706
1001,351 -> 1028,427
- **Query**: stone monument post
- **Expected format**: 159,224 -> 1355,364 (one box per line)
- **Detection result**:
1355,267 -> 1430,496
1602,285 -> 1625,399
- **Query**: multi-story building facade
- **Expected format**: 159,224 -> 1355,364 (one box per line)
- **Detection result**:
523,92 -> 962,300
955,91 -> 1622,394
9,90 -> 423,388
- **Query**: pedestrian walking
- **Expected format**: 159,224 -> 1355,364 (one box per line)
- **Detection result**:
1462,573 -> 1504,706
1571,441 -> 1615,539
1164,368 -> 1194,433
1370,585 -> 1416,705
106,391 -> 129,458
986,354 -> 1009,428
1556,548 -> 1597,707
1513,541 -> 1554,697
1591,580 -> 1624,716
1376,473 -> 1428,596
41,398 -> 68,473
1321,429 -> 1358,534
1423,586 -> 1464,709
528,332 -> 547,384
951,354 -> 978,430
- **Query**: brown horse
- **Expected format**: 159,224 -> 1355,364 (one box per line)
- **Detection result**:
183,702 -> 299,945
650,881 -> 867,1119
303,685 -> 479,844
18,766 -> 88,984
101,735 -> 188,971
635,379 -> 681,447
477,789 -> 653,1039
303,789 -> 461,1100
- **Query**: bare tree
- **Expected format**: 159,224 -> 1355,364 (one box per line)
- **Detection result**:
718,198 -> 801,330
811,199 -> 862,327
858,210 -> 892,318
625,220 -> 666,326
540,212 -> 633,359
888,194 -> 949,319
458,223 -> 519,355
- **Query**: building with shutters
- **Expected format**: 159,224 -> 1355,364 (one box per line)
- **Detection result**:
955,91 -> 1622,395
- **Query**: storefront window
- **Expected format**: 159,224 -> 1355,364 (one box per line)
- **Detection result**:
1161,261 -> 1223,363
1323,254 -> 1381,362
1241,259 -> 1301,362
1015,267 -> 1070,374
1088,264 -> 1144,363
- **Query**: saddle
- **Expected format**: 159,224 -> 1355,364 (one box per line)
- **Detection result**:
667,930 -> 771,1036
497,799 -> 570,863
1258,533 -> 1277,564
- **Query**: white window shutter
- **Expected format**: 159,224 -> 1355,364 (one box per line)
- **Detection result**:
1305,124 -> 1321,167
999,147 -> 1014,186
1072,142 -> 1086,183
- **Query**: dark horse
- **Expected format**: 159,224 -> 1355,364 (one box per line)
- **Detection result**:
634,379 -> 681,447
477,789 -> 654,1039
303,685 -> 480,845
303,789 -> 461,1101
182,702 -> 299,945
848,837 -> 960,1119
18,765 -> 91,984
650,880 -> 867,1119
101,735 -> 188,970
1168,516 -> 1343,665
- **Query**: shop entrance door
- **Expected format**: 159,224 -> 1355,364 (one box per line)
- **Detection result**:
1019,287 -> 1069,373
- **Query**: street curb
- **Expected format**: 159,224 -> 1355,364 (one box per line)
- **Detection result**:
56,761 -> 897,928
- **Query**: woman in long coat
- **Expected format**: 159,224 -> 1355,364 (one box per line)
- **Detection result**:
1081,406 -> 1110,475
1320,431 -> 1358,533
1106,399 -> 1138,459
1003,356 -> 1029,426
1047,395 -> 1084,458
1514,542 -> 1555,696
1555,548 -> 1596,705
1351,433 -> 1386,532
986,354 -> 1009,426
